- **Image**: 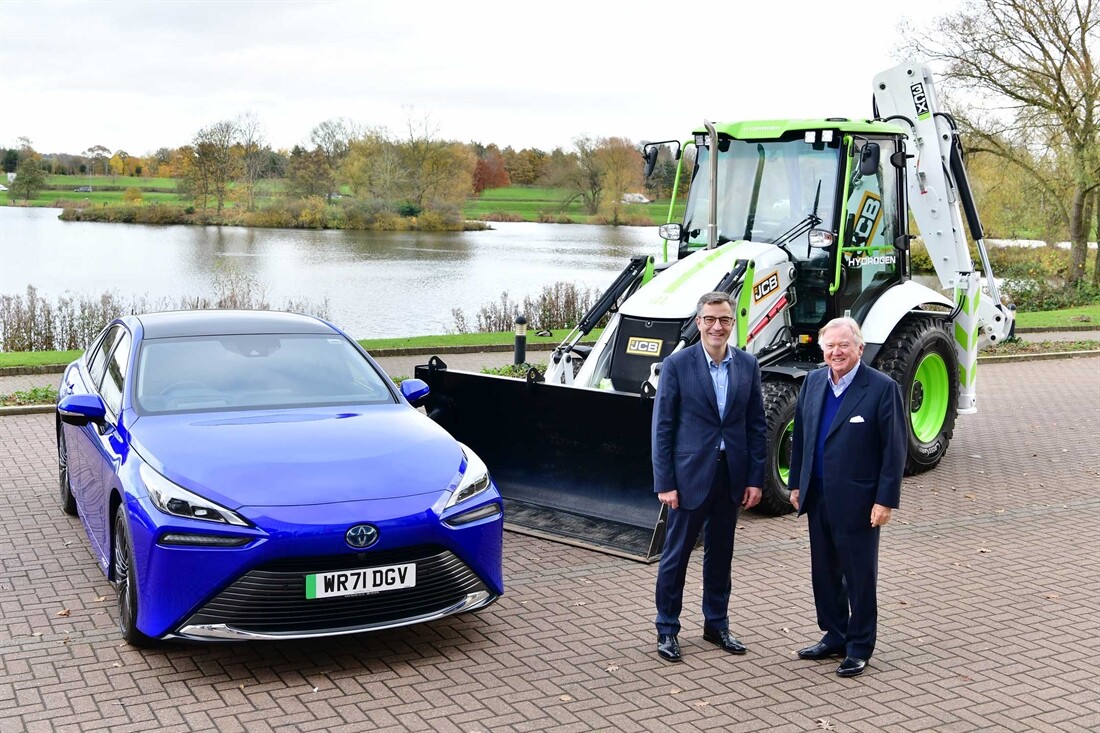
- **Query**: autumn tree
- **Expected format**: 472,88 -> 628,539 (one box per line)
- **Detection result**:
392,117 -> 475,211
109,150 -> 131,176
501,146 -> 548,185
83,144 -> 111,175
311,118 -> 360,202
595,137 -> 644,224
188,120 -> 240,214
909,0 -> 1099,286
472,144 -> 510,193
10,155 -> 47,201
342,130 -> 408,200
550,136 -> 607,215
237,111 -> 266,211
286,146 -> 334,199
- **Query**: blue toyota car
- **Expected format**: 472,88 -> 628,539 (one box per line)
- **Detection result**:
56,310 -> 503,645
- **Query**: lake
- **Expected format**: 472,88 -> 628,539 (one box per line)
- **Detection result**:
0,207 -> 657,338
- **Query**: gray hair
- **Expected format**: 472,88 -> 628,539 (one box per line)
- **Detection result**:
819,317 -> 864,347
695,291 -> 734,317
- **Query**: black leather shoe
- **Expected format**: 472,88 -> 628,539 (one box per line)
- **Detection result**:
657,634 -> 682,662
797,641 -> 845,660
836,657 -> 868,677
702,628 -> 747,655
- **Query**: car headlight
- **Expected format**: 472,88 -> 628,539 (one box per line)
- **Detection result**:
444,444 -> 492,509
139,463 -> 250,526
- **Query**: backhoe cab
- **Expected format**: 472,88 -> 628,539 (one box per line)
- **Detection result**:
417,61 -> 1014,561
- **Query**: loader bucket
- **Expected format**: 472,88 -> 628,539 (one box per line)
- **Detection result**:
415,357 -> 667,563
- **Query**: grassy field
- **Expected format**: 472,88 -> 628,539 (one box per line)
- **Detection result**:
11,177 -> 683,224
37,191 -> 185,205
1013,304 -> 1099,329
44,175 -> 179,190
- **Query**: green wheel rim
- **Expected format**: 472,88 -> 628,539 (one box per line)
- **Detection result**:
910,352 -> 949,442
778,419 -> 794,485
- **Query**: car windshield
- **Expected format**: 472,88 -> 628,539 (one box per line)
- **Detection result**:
134,333 -> 395,414
682,137 -> 840,259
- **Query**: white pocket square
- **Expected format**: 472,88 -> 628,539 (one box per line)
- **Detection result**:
849,415 -> 865,423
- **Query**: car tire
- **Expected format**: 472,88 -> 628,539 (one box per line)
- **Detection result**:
112,505 -> 155,646
58,427 -> 78,517
756,379 -> 799,516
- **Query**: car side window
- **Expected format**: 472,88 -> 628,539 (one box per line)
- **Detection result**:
87,326 -> 121,389
99,331 -> 132,417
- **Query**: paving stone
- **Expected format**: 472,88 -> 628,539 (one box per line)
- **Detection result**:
0,357 -> 1097,732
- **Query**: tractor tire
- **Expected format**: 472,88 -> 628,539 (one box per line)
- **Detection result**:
756,379 -> 800,516
873,315 -> 959,474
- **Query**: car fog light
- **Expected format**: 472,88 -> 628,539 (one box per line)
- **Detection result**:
444,503 -> 502,528
159,533 -> 251,547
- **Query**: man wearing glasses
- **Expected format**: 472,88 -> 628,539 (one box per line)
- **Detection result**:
652,291 -> 767,662
788,316 -> 906,677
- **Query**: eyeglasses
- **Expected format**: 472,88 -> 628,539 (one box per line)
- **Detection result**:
700,316 -> 734,328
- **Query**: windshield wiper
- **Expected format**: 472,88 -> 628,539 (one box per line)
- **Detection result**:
774,180 -> 824,249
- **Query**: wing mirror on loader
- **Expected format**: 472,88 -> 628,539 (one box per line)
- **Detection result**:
860,142 -> 880,176
643,146 -> 660,179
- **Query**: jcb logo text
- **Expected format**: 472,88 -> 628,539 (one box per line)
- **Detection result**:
753,272 -> 781,303
625,337 -> 662,356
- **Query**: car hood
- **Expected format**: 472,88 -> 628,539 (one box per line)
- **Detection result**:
129,405 -> 464,508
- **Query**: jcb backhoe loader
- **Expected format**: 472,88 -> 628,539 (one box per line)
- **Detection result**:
416,60 -> 1015,561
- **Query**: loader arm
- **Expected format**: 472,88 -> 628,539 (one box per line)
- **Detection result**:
872,61 -> 1015,413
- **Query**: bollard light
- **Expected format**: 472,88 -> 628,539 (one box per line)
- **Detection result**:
514,315 -> 527,365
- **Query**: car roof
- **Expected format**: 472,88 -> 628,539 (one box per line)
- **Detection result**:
133,310 -> 335,339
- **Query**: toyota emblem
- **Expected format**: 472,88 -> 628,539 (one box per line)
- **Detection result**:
345,524 -> 379,549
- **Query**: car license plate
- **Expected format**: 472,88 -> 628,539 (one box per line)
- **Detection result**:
305,562 -> 416,599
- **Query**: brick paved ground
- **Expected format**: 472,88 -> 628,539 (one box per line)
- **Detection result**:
1,357 -> 1097,733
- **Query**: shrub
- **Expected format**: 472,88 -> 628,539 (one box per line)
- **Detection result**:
452,281 -> 606,334
481,211 -> 524,222
1,268 -> 330,352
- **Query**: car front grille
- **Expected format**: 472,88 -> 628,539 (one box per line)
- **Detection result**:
179,545 -> 492,635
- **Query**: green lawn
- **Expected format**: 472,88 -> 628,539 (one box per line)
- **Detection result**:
465,185 -> 683,223
46,175 -> 178,190
1014,304 -> 1099,329
38,191 -> 185,205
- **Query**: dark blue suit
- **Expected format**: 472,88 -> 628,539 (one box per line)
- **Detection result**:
652,342 -> 766,636
789,363 -> 906,659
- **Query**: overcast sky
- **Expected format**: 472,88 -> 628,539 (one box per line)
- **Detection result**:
0,0 -> 963,157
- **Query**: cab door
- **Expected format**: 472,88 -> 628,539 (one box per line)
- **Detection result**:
834,137 -> 905,322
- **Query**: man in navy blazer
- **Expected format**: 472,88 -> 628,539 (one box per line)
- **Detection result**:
652,291 -> 767,662
788,316 -> 906,677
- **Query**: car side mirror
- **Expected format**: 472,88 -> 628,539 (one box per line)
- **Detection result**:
400,378 -> 430,407
58,393 -> 108,427
658,223 -> 682,242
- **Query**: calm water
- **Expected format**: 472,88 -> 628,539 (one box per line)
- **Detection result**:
0,208 -> 658,338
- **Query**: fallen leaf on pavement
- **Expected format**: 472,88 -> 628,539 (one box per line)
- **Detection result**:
56,609 -> 70,617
